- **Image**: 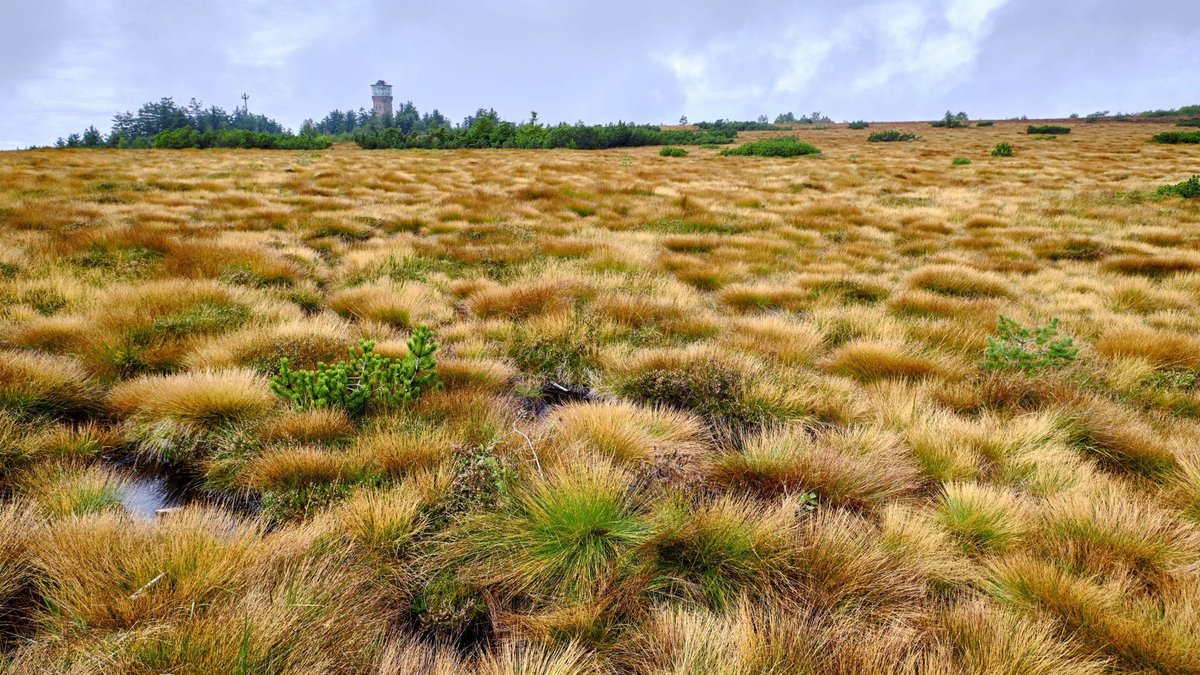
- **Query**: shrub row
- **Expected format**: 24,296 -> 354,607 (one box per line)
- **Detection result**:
718,137 -> 821,157
1152,131 -> 1200,144
847,121 -> 870,129
695,120 -> 789,132
354,120 -> 736,150
1026,125 -> 1070,135
868,130 -> 919,142
153,128 -> 333,150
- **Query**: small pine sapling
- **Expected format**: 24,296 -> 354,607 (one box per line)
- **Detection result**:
983,316 -> 1078,375
271,326 -> 439,414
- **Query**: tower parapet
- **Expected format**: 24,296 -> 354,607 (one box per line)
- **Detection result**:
371,80 -> 393,117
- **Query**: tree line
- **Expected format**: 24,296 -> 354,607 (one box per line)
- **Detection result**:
352,109 -> 737,150
55,97 -> 332,149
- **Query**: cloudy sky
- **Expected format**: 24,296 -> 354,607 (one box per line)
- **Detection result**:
1,0 -> 1197,149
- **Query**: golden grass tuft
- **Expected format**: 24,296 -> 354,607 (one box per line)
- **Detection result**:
1035,487 -> 1200,583
825,339 -> 952,381
349,426 -> 456,477
467,274 -> 590,320
30,508 -> 261,631
938,482 -> 1028,555
185,315 -> 353,371
907,264 -> 1011,298
713,424 -> 920,510
245,445 -> 361,491
255,408 -> 354,445
327,280 -> 451,327
1095,323 -> 1200,370
547,400 -> 709,468
109,368 -> 274,427
0,349 -> 98,418
721,315 -> 825,364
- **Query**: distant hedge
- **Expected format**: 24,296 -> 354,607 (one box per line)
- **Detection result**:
1027,125 -> 1070,135
153,128 -> 333,150
1177,119 -> 1200,127
976,121 -> 994,127
847,121 -> 870,130
695,120 -> 789,133
868,130 -> 919,142
719,137 -> 821,157
1152,131 -> 1200,144
355,118 -> 736,150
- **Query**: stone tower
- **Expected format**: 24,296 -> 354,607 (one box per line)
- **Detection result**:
371,80 -> 393,117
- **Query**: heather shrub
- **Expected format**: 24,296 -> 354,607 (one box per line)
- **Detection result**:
1152,131 -> 1200,144
868,130 -> 919,142
719,137 -> 820,157
659,146 -> 688,157
1026,125 -> 1070,135
991,142 -> 1014,157
1156,175 -> 1200,199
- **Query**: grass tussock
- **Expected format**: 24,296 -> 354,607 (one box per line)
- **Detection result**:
908,264 -> 1011,298
0,350 -> 98,419
109,368 -> 274,427
825,340 -> 952,381
712,424 -> 920,509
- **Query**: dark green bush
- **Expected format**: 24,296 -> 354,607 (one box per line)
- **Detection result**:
952,157 -> 972,166
695,120 -> 787,132
271,327 -> 438,415
718,137 -> 820,157
1177,119 -> 1200,127
991,142 -> 1014,157
153,128 -> 332,150
976,121 -> 994,127
1157,175 -> 1200,199
847,121 -> 869,130
1026,125 -> 1070,135
1152,131 -> 1200,144
867,130 -> 919,142
355,116 -> 736,150
659,146 -> 688,157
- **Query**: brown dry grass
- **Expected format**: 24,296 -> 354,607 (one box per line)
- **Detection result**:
1,120 -> 1199,671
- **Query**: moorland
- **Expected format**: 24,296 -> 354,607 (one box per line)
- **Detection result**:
1,119 -> 1199,673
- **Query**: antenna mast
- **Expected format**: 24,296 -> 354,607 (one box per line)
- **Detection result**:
241,93 -> 250,114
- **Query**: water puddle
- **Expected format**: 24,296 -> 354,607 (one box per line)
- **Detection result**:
119,473 -> 182,521
525,381 -> 596,416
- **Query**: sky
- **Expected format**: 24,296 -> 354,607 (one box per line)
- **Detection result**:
1,0 -> 1198,149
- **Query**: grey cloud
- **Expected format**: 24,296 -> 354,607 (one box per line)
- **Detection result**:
1,0 -> 1197,148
